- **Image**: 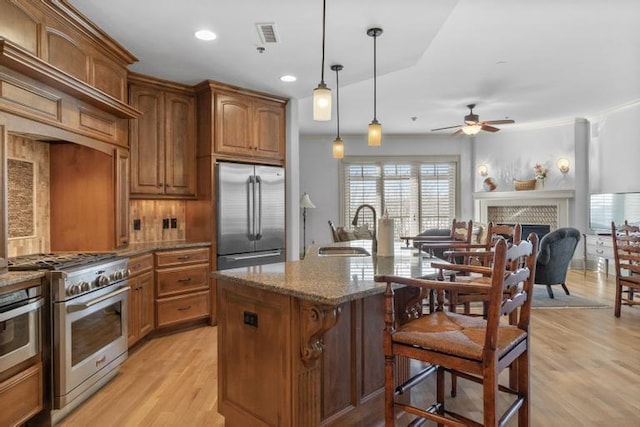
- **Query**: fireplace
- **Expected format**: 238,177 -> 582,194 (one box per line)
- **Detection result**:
473,190 -> 575,234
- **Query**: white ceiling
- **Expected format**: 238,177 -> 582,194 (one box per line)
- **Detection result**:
70,0 -> 640,135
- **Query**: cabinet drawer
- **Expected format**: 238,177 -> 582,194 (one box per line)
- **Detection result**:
156,290 -> 210,327
129,253 -> 154,275
156,264 -> 209,297
587,245 -> 614,258
0,362 -> 43,427
155,248 -> 210,267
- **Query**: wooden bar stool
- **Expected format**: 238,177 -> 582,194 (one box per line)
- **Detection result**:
380,233 -> 538,426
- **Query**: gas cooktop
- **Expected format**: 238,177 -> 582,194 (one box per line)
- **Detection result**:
7,252 -> 118,271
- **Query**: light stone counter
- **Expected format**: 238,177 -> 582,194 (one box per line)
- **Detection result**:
0,270 -> 46,289
212,240 -> 443,305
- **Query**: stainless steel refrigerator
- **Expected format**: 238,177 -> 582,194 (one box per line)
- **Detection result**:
216,161 -> 285,270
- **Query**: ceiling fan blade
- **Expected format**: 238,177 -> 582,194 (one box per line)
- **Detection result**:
483,119 -> 515,125
431,124 -> 462,131
451,129 -> 463,136
481,125 -> 500,133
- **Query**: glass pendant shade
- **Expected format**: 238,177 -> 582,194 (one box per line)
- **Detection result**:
461,124 -> 482,135
368,120 -> 382,146
332,137 -> 344,159
313,83 -> 332,121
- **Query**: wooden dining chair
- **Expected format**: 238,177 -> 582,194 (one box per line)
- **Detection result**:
611,220 -> 640,317
380,233 -> 538,426
433,222 -> 523,316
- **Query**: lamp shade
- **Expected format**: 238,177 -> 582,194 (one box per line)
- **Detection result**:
300,192 -> 316,209
332,137 -> 344,159
368,120 -> 382,146
313,83 -> 332,121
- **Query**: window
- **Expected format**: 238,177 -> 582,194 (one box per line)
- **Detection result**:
342,157 -> 458,238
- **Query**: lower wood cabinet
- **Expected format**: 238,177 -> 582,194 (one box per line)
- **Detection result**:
155,248 -> 211,328
0,361 -> 43,427
127,253 -> 155,348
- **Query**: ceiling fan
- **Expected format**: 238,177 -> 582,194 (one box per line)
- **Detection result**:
431,104 -> 515,136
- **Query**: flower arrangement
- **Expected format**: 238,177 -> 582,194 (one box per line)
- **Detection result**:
534,163 -> 548,180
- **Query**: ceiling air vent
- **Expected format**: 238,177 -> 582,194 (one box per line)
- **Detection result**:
256,23 -> 280,44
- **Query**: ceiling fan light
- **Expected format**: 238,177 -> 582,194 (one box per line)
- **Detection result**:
313,83 -> 332,121
332,137 -> 344,159
461,124 -> 482,135
368,120 -> 382,146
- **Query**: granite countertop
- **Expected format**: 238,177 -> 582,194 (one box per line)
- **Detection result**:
117,240 -> 211,257
213,240 -> 444,306
0,271 -> 46,290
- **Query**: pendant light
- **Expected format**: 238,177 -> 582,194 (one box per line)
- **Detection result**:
331,64 -> 344,159
367,28 -> 383,146
312,0 -> 331,121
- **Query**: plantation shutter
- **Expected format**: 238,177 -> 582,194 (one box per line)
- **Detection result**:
342,158 -> 457,239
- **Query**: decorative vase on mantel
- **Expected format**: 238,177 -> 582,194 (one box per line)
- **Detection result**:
536,178 -> 545,190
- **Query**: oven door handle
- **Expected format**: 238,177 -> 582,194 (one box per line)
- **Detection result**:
0,298 -> 44,322
66,286 -> 130,314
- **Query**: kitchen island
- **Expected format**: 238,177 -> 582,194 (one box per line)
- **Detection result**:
213,241 -> 443,426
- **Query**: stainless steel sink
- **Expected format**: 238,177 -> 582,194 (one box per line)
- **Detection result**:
317,246 -> 371,257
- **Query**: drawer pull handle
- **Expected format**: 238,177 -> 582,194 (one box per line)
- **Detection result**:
178,277 -> 192,283
177,256 -> 191,260
96,356 -> 106,367
596,241 -> 604,246
596,249 -> 604,254
178,306 -> 192,311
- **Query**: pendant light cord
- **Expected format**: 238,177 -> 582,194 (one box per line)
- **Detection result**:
320,0 -> 326,84
336,67 -> 340,137
373,33 -> 377,121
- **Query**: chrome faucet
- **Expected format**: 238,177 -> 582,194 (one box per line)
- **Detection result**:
352,204 -> 377,253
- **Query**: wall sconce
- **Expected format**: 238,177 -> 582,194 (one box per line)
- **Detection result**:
557,158 -> 570,174
477,164 -> 488,176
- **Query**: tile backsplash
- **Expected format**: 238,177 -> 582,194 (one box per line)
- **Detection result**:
129,199 -> 186,243
7,135 -> 50,256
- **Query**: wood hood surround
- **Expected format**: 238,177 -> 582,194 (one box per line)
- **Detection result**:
0,0 -> 140,268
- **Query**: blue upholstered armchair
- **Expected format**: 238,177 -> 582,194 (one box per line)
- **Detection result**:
534,227 -> 581,298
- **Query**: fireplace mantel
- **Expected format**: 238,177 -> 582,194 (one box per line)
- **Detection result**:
473,190 -> 575,229
473,190 -> 575,201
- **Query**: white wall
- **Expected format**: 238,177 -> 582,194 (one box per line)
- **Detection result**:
589,102 -> 640,193
299,133 -> 472,249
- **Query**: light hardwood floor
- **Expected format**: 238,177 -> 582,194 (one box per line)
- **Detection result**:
58,270 -> 640,426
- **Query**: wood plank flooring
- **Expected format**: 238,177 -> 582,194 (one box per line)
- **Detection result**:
58,270 -> 640,426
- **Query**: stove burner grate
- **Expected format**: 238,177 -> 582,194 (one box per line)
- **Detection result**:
7,252 -> 118,271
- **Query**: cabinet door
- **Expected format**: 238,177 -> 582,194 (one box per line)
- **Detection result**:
215,93 -> 253,156
127,276 -> 140,347
253,99 -> 285,160
165,92 -> 197,196
138,270 -> 155,339
129,84 -> 165,195
115,148 -> 129,247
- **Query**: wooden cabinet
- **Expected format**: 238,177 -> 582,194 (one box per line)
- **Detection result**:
115,148 -> 130,247
155,248 -> 210,328
585,234 -> 615,276
129,74 -> 197,198
215,91 -> 286,161
0,362 -> 43,427
127,253 -> 155,348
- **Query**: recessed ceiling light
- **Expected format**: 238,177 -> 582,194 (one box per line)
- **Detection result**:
280,75 -> 297,82
195,30 -> 217,41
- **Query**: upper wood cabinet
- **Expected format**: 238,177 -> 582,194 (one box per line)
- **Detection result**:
129,75 -> 197,198
215,91 -> 286,161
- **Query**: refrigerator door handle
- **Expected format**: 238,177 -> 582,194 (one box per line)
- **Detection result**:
247,176 -> 256,241
255,175 -> 263,240
227,250 -> 281,261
